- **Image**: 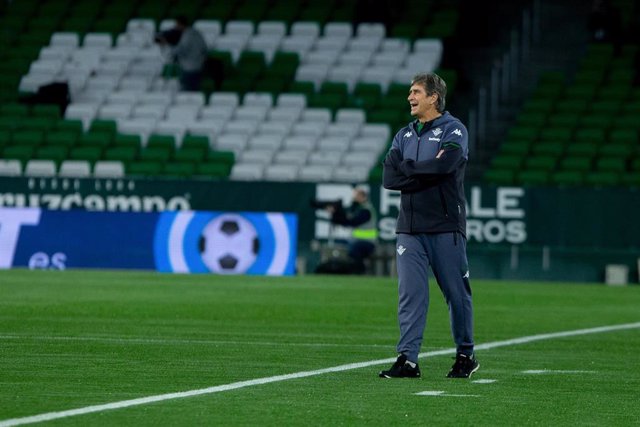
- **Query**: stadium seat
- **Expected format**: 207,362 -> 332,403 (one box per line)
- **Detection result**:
0,159 -> 22,176
24,159 -> 57,177
58,160 -> 91,177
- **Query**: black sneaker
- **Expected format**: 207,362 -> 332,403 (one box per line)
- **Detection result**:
379,354 -> 421,378
446,353 -> 480,378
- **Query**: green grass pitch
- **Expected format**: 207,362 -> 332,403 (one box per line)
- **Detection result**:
1,270 -> 639,425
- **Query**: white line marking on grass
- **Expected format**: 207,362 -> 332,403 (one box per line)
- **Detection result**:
472,379 -> 497,384
521,370 -> 596,375
415,391 -> 480,397
1,321 -> 639,427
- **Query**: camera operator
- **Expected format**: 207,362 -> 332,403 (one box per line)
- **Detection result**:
316,186 -> 378,274
156,15 -> 208,92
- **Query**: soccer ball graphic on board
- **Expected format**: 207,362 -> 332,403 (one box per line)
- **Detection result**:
199,214 -> 260,274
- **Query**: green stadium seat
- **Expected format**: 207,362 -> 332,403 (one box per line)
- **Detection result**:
560,156 -> 592,172
162,162 -> 196,177
236,0 -> 270,20
266,52 -> 299,78
257,77 -> 288,97
79,131 -> 112,148
0,117 -> 22,131
564,85 -> 596,100
584,171 -> 620,186
263,3 -> 298,24
174,148 -> 205,163
522,98 -> 555,113
127,161 -> 163,176
367,109 -> 402,128
220,77 -> 252,95
596,157 -> 626,173
24,117 -> 56,132
182,135 -> 210,151
378,94 -> 408,111
207,150 -> 235,166
531,141 -> 565,156
599,143 -> 630,157
12,130 -> 43,146
68,146 -> 103,163
104,146 -> 137,164
578,113 -> 612,129
391,23 -> 420,40
139,147 -> 172,162
574,128 -> 606,144
147,135 -> 176,151
516,112 -> 547,127
0,130 -> 11,148
309,93 -> 344,112
299,5 -> 333,24
621,101 -> 640,115
484,169 -> 515,185
491,154 -> 523,170
89,119 -> 118,135
597,85 -> 630,101
609,129 -> 638,145
567,142 -> 598,156
500,140 -> 531,155
506,126 -> 538,142
2,145 -> 34,164
287,81 -> 316,98
236,51 -> 267,80
34,145 -> 69,165
31,104 -> 61,119
555,99 -> 588,114
547,113 -> 579,128
0,103 -> 28,117
539,127 -> 572,142
525,155 -> 557,171
114,134 -> 142,149
517,170 -> 550,185
608,68 -> 635,86
201,2 -> 236,20
56,119 -> 83,135
551,171 -> 583,186
589,100 -> 621,115
195,161 -> 231,178
573,68 -> 604,85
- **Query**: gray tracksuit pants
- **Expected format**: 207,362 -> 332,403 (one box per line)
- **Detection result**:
395,232 -> 474,363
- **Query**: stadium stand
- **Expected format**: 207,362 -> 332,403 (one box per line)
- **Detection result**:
485,40 -> 640,188
0,0 -> 464,183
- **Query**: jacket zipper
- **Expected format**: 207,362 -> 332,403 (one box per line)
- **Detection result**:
409,124 -> 424,233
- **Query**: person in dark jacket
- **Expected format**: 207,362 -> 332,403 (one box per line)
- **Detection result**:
378,72 -> 479,379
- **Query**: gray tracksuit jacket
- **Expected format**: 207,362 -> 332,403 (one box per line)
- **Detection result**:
382,111 -> 469,236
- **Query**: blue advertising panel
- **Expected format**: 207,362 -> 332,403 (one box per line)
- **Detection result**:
0,208 -> 297,275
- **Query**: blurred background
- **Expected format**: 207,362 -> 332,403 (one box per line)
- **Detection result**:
0,0 -> 639,283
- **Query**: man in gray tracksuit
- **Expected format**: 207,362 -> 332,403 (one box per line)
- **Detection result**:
378,73 -> 479,379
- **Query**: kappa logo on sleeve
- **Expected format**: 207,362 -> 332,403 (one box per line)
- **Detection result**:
452,129 -> 463,137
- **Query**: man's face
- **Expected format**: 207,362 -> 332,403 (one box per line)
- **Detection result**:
407,83 -> 438,120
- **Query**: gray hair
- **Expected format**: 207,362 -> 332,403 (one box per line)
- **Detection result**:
411,72 -> 447,113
